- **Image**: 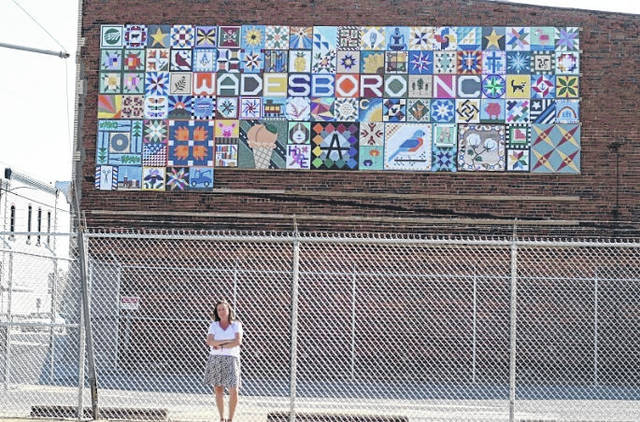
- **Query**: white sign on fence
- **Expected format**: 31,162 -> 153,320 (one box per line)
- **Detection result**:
120,296 -> 140,311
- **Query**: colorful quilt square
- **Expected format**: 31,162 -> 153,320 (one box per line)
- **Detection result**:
241,25 -> 265,50
334,98 -> 359,121
505,27 -> 530,51
122,73 -> 144,94
195,26 -> 217,48
240,97 -> 262,119
217,48 -> 241,72
311,97 -> 335,121
101,25 -> 124,48
482,51 -> 506,74
142,167 -> 166,191
556,75 -> 579,98
434,51 -> 456,73
290,27 -> 313,49
100,72 -> 121,94
386,26 -> 409,51
457,50 -> 482,74
288,122 -> 311,144
168,120 -> 214,166
383,98 -> 407,122
337,51 -> 360,73
241,49 -> 265,73
262,97 -> 287,119
238,120 -> 287,169
506,124 -> 531,148
286,144 -> 312,169
192,96 -> 216,120
506,51 -> 531,74
359,98 -> 383,122
95,165 -> 117,190
556,99 -> 580,123
531,27 -> 555,50
360,27 -> 386,50
121,95 -> 144,118
285,97 -> 311,121
98,94 -> 122,119
101,49 -> 123,70
430,99 -> 455,123
265,26 -> 290,49
408,51 -> 433,74
291,50 -> 312,73
169,72 -> 192,95
144,95 -> 168,119
531,75 -> 556,98
188,166 -> 214,189
432,145 -> 457,172
506,75 -> 530,98
480,99 -> 505,123
170,25 -> 195,48
165,167 -> 189,191
264,50 -> 289,72
145,71 -> 169,96
360,51 -> 385,74
168,95 -> 193,120
456,27 -> 481,51
123,49 -> 145,71
124,25 -> 147,48
193,73 -> 216,96
215,119 -> 240,138
311,122 -> 359,170
170,49 -> 192,71
312,28 -> 337,74
556,51 -> 579,74
433,123 -> 457,148
507,149 -> 530,171
410,27 -> 436,50
192,48 -> 217,72
384,74 -> 408,98
117,166 -> 142,190
531,51 -> 555,74
434,27 -> 457,50
146,48 -> 169,71
359,122 -> 384,146
148,25 -> 170,48
456,99 -> 480,123
555,27 -> 579,51
215,142 -> 238,167
359,146 -> 384,170
218,26 -> 241,48
482,74 -> 506,98
457,75 -> 482,98
433,74 -> 456,98
530,124 -> 580,173
482,27 -> 505,50
384,123 -> 431,171
530,99 -> 556,124
216,97 -> 239,119
407,98 -> 430,122
457,124 -> 506,171
143,119 -> 168,144
505,99 -> 530,123
96,119 -> 142,166
338,26 -> 361,50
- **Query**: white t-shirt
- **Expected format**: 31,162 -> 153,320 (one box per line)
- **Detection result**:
207,320 -> 242,358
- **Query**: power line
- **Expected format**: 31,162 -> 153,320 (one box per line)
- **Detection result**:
10,0 -> 67,53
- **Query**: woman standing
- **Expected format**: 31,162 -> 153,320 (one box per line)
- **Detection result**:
204,300 -> 243,422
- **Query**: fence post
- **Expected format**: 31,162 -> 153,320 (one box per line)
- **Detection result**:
49,254 -> 59,383
77,287 -> 86,420
289,235 -> 301,422
508,231 -> 519,422
350,264 -> 357,381
472,267 -> 477,384
593,271 -> 599,386
3,251 -> 13,390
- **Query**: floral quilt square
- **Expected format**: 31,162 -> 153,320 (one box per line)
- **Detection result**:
457,124 -> 506,171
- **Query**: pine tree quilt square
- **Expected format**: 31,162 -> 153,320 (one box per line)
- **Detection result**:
170,25 -> 195,49
530,124 -> 580,174
531,27 -> 555,51
101,25 -> 124,48
386,26 -> 409,51
117,166 -> 142,190
238,120 -> 287,169
359,146 -> 384,170
96,119 -> 142,166
507,149 -> 530,172
505,27 -> 530,51
168,120 -> 214,166
556,100 -> 580,123
555,27 -> 579,51
146,48 -> 169,71
195,26 -> 217,48
188,166 -> 214,189
410,27 -> 436,50
384,123 -> 431,171
165,166 -> 190,191
311,122 -> 359,170
457,124 -> 506,171
101,49 -> 123,70
142,167 -> 166,191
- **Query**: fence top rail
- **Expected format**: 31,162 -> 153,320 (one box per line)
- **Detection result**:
80,229 -> 640,248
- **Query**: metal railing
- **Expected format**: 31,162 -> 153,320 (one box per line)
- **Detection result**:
0,230 -> 639,422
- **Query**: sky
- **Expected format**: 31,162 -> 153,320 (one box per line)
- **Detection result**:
0,0 -> 638,185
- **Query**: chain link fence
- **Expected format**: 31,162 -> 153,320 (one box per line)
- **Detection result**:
1,230 -> 639,421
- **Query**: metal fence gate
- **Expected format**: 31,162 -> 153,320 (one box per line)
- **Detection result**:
1,230 -> 639,421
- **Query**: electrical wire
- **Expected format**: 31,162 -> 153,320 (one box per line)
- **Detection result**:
10,0 -> 68,53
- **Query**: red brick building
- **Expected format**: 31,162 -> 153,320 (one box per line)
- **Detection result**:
76,0 -> 640,236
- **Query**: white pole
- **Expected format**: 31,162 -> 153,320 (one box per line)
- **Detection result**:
508,232 -> 518,422
288,237 -> 300,422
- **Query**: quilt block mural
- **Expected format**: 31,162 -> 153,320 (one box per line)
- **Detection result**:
95,25 -> 581,191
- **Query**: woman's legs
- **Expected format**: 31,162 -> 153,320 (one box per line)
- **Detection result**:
214,385 -> 225,420
228,387 -> 238,421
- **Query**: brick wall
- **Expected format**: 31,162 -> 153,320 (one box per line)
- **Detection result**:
78,0 -> 640,233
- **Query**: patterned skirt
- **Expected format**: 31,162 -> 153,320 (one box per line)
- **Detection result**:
203,354 -> 241,388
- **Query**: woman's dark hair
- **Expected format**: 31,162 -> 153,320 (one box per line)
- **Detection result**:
212,299 -> 235,323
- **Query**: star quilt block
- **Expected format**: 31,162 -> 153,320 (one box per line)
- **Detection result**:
530,124 -> 580,173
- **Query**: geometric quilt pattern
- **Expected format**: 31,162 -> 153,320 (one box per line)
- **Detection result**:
96,25 -> 581,190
